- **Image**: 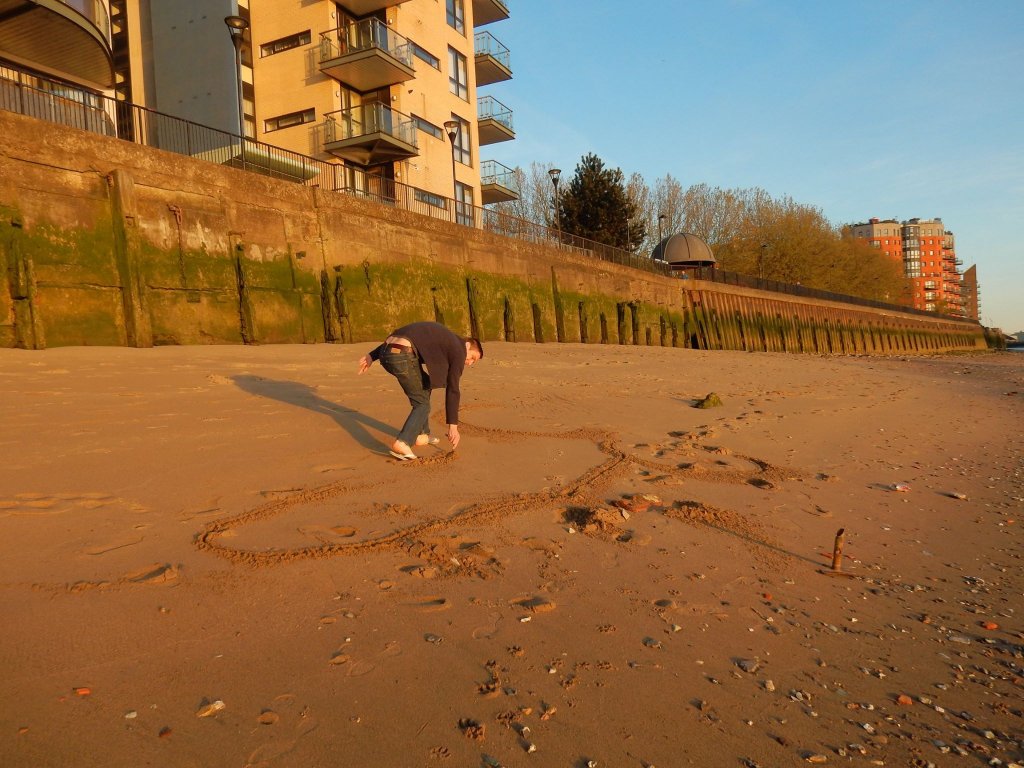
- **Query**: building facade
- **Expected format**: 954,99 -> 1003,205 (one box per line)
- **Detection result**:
0,0 -> 516,211
852,216 -> 970,318
961,264 -> 980,323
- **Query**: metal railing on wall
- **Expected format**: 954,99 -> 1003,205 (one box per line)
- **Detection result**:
0,60 -> 976,320
684,267 -> 975,322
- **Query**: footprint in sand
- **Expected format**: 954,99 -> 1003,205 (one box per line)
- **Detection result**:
407,596 -> 450,612
243,696 -> 318,767
513,596 -> 556,614
332,640 -> 402,677
471,613 -> 501,640
124,563 -> 180,585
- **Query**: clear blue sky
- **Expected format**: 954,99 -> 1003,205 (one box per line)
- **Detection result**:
490,0 -> 1024,332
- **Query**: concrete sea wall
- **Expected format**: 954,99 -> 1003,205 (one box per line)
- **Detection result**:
0,110 -> 985,354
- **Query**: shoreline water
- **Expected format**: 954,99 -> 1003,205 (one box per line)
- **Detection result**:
1,345 -> 1021,766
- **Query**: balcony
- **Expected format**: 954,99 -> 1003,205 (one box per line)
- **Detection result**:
318,18 -> 414,92
480,160 -> 518,204
0,0 -> 114,89
337,0 -> 408,15
472,0 -> 509,26
477,95 -> 513,144
322,104 -> 418,165
474,31 -> 511,85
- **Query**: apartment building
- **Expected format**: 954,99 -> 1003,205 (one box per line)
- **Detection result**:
0,0 -> 517,213
852,216 -> 969,317
961,264 -> 980,323
0,0 -> 113,89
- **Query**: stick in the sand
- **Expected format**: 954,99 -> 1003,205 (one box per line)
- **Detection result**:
830,528 -> 846,572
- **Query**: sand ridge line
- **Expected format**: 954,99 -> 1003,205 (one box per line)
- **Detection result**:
191,418 -> 799,570
194,425 -> 625,566
32,562 -> 181,595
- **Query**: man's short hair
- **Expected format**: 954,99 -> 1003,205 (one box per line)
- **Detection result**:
465,337 -> 483,358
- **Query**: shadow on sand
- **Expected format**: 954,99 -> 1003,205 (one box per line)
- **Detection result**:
232,375 -> 395,453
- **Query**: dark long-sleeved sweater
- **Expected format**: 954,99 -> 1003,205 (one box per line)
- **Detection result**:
369,321 -> 466,424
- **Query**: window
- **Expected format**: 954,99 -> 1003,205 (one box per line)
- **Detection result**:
411,42 -> 440,70
415,188 -> 447,208
455,181 -> 474,226
451,114 -> 470,165
265,108 -> 315,132
412,114 -> 443,139
446,0 -> 465,34
260,30 -> 310,57
448,47 -> 468,100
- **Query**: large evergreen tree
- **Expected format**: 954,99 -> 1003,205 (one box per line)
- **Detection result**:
557,153 -> 646,251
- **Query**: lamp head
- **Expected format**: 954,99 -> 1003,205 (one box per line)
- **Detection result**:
443,120 -> 460,142
548,168 -> 561,186
225,15 -> 248,40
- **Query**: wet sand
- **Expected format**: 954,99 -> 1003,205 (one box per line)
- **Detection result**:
1,343 -> 1021,768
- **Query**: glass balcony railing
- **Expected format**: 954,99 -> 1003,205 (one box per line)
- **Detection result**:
477,95 -> 513,131
323,103 -> 417,148
319,17 -> 413,69
481,160 -> 516,188
474,31 -> 510,70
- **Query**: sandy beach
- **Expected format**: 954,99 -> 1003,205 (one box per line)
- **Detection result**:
1,343 -> 1021,768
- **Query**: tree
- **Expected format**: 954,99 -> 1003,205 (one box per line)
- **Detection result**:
647,173 -> 687,251
488,162 -> 557,226
494,158 -> 912,303
625,171 -> 652,254
557,153 -> 646,251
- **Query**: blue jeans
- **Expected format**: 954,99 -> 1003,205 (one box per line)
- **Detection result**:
379,350 -> 432,446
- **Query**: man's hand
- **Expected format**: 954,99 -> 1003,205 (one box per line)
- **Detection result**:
447,424 -> 460,449
358,355 -> 373,374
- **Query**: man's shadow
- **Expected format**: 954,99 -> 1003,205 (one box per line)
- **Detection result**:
232,375 -> 395,453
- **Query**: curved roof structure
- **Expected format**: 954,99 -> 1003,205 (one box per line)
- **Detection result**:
651,232 -> 717,267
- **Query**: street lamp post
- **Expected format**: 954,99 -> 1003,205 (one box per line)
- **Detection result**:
657,213 -> 666,261
444,119 -> 460,223
224,16 -> 249,139
759,242 -> 768,281
548,168 -> 561,246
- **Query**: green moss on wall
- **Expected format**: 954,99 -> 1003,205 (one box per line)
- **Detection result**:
333,261 -> 462,340
37,286 -> 126,347
0,221 -> 13,326
138,242 -> 237,291
19,221 -> 119,286
462,271 -> 534,342
148,289 -> 241,345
